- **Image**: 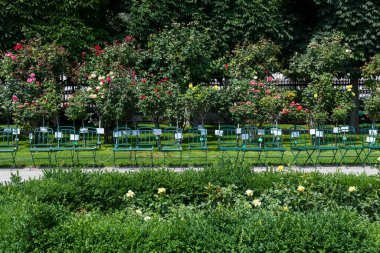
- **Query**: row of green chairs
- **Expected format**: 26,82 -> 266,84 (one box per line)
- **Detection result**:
112,127 -> 208,166
29,126 -> 102,166
217,125 -> 380,166
217,125 -> 286,165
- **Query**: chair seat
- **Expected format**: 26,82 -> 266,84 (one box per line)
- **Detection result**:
30,147 -> 53,152
363,145 -> 380,149
162,147 -> 182,151
0,147 -> 17,152
133,147 -> 154,151
113,147 -> 133,151
340,146 -> 364,150
75,147 -> 97,151
53,147 -> 74,151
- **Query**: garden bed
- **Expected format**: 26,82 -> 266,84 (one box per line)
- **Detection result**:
0,160 -> 379,252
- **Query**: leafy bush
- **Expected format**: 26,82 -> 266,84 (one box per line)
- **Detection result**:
0,160 -> 380,251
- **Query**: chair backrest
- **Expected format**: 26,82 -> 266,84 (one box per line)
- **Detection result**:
335,126 -> 358,146
78,127 -> 100,147
162,127 -> 183,147
56,126 -> 76,147
188,128 -> 207,149
264,126 -> 283,147
360,126 -> 379,146
0,127 -> 18,148
241,126 -> 263,148
313,127 -> 335,147
217,125 -> 238,147
136,127 -> 156,148
30,127 -> 55,147
289,126 -> 308,147
113,127 -> 132,147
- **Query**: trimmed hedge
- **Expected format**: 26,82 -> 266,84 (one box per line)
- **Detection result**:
0,159 -> 379,251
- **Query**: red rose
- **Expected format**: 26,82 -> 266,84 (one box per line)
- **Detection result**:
14,43 -> 23,51
224,63 -> 228,69
106,77 -> 111,83
140,95 -> 146,100
124,35 -> 135,43
297,105 -> 302,111
154,88 -> 159,92
94,44 -> 102,51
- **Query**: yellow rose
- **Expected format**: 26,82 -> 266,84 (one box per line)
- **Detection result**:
188,83 -> 193,89
351,92 -> 355,97
348,186 -> 357,192
157,187 -> 166,194
313,93 -> 318,99
297,185 -> 305,192
277,165 -> 284,171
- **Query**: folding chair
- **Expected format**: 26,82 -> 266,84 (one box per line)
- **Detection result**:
112,127 -> 133,166
361,126 -> 380,166
188,127 -> 208,164
289,126 -> 316,166
30,127 -> 55,167
134,127 -> 156,166
161,127 -> 183,165
53,126 -> 76,165
314,127 -> 339,165
336,126 -> 364,165
241,126 -> 264,166
217,125 -> 241,159
0,127 -> 18,167
263,126 -> 286,165
74,127 -> 101,167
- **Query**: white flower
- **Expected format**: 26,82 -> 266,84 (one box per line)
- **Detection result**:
135,209 -> 142,216
98,76 -> 105,81
144,216 -> 151,221
108,71 -> 114,76
89,94 -> 97,99
252,199 -> 261,207
377,157 -> 380,163
245,189 -> 254,197
348,186 -> 357,192
125,190 -> 135,198
253,76 -> 258,80
89,72 -> 97,79
86,87 -> 92,92
157,187 -> 166,194
345,49 -> 351,53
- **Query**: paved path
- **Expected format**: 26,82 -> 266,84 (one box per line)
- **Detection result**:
0,166 -> 378,184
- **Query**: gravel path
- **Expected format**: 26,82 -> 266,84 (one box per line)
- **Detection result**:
0,166 -> 378,184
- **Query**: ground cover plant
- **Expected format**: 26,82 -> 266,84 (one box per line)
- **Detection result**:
0,159 -> 379,252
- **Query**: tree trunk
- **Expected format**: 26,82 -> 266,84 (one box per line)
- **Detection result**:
350,77 -> 359,130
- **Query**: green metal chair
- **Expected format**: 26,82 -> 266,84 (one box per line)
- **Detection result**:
0,127 -> 18,167
134,127 -> 156,166
30,127 -> 55,167
263,126 -> 286,165
217,125 -> 241,156
161,127 -> 183,165
314,127 -> 339,165
188,127 -> 208,164
112,127 -> 133,166
289,126 -> 316,166
361,126 -> 380,165
241,126 -> 264,165
53,126 -> 76,165
74,127 -> 101,167
336,126 -> 364,165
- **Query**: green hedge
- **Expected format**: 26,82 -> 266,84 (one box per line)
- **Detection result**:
0,159 -> 379,251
